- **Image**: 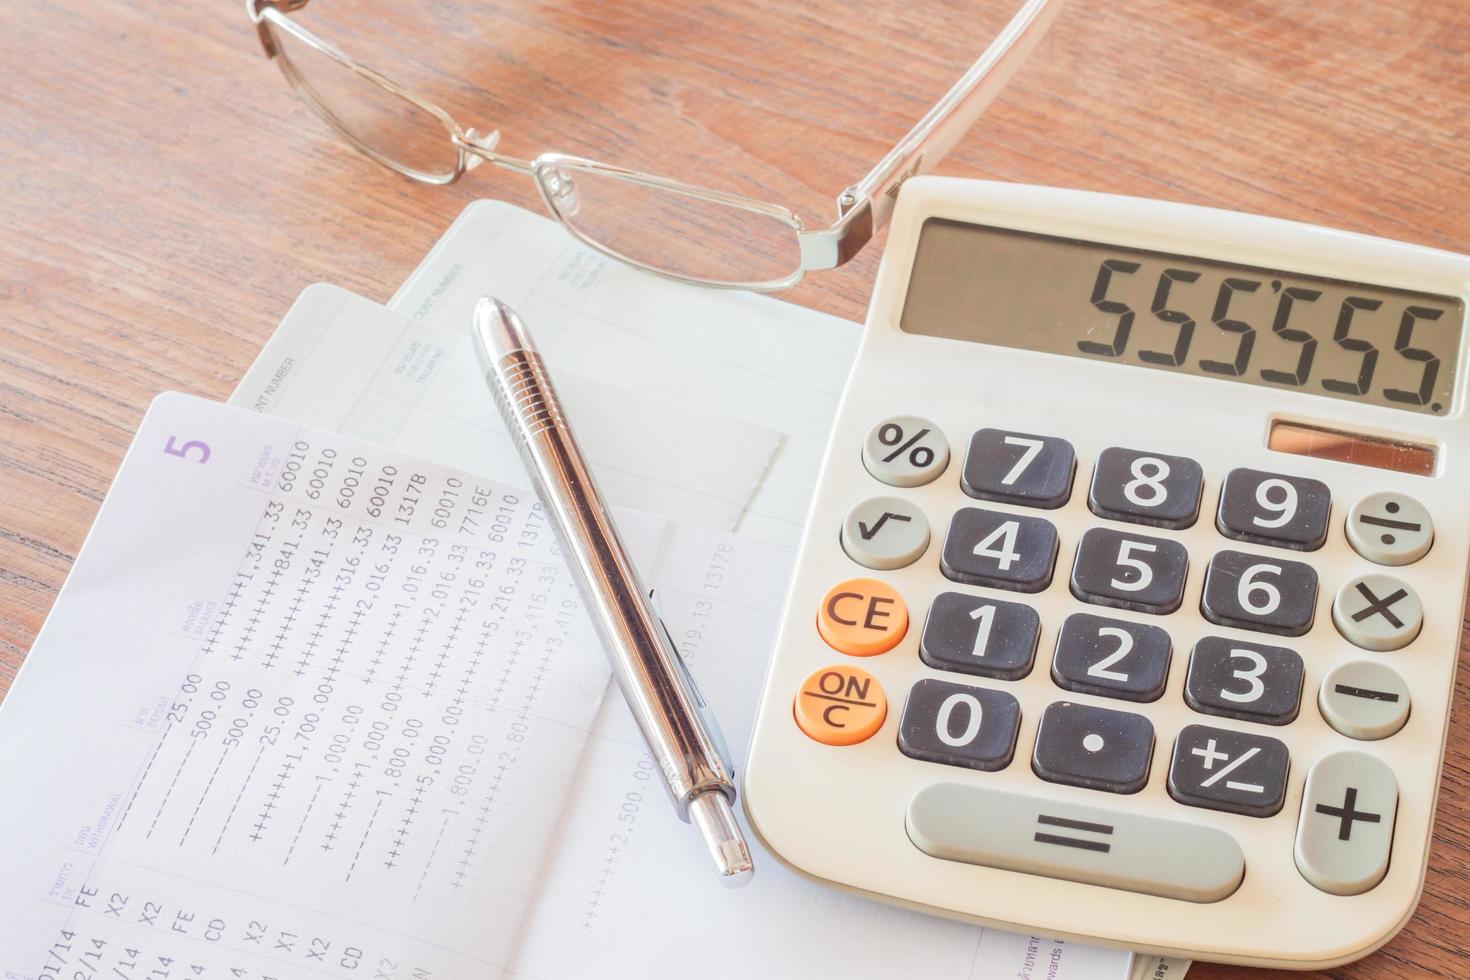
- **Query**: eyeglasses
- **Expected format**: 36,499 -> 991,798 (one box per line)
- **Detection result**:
247,0 -> 1062,291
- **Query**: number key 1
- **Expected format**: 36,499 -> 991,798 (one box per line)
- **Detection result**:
920,592 -> 1040,680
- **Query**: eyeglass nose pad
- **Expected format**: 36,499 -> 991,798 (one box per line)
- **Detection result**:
460,128 -> 501,171
540,167 -> 581,218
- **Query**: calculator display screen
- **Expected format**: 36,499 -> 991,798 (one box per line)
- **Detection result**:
899,219 -> 1466,415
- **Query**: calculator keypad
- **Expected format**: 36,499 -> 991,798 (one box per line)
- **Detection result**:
811,415 -> 1437,898
1088,447 -> 1204,529
919,592 -> 1039,680
1168,724 -> 1290,818
1200,550 -> 1318,636
1032,701 -> 1154,794
941,507 -> 1058,593
1216,468 -> 1331,551
897,679 -> 1021,771
1331,573 -> 1422,651
961,429 -> 1076,509
840,495 -> 930,570
1051,613 -> 1171,702
1183,637 -> 1304,726
1070,526 -> 1188,614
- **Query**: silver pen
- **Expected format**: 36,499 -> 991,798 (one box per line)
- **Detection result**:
472,296 -> 754,887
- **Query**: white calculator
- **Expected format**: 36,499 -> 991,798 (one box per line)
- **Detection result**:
743,176 -> 1470,969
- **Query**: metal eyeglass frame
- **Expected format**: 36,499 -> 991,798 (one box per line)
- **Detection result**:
247,0 -> 1064,292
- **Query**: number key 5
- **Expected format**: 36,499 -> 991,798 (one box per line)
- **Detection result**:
1070,527 -> 1189,615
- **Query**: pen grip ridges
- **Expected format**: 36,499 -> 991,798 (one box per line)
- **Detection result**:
493,350 -> 563,441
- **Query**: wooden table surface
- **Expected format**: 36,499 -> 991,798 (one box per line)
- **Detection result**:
2,0 -> 1468,974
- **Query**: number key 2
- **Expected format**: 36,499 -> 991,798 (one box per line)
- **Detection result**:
1184,636 -> 1304,725
1200,550 -> 1318,636
1216,468 -> 1331,551
1088,447 -> 1204,529
1052,613 -> 1171,702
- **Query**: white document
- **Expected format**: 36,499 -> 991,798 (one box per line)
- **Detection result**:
0,393 -> 625,975
387,201 -> 861,544
0,395 -> 1168,979
233,283 -> 787,534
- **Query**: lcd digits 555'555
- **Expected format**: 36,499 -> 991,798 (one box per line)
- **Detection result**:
899,219 -> 1466,415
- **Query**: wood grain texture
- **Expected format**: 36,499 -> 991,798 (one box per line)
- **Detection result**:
1,0 -> 1467,974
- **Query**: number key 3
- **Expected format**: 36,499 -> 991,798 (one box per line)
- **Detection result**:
1184,636 -> 1304,725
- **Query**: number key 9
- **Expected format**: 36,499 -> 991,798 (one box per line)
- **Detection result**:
1216,468 -> 1331,551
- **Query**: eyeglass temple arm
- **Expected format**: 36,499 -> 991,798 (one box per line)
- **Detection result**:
798,0 -> 1066,272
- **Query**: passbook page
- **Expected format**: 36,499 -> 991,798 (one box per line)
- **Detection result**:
388,201 -> 862,544
233,283 -> 786,534
506,525 -> 1144,980
0,393 -> 629,976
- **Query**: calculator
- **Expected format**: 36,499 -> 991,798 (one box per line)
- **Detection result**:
743,177 -> 1470,969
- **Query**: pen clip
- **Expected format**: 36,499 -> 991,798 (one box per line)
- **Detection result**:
648,588 -> 736,784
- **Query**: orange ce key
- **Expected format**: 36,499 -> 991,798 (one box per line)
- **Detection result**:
795,665 -> 887,745
817,578 -> 908,656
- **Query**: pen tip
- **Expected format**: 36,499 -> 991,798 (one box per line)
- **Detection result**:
472,296 -> 533,364
688,791 -> 755,887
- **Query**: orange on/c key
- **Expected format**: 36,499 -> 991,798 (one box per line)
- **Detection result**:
794,665 -> 887,745
817,578 -> 908,656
